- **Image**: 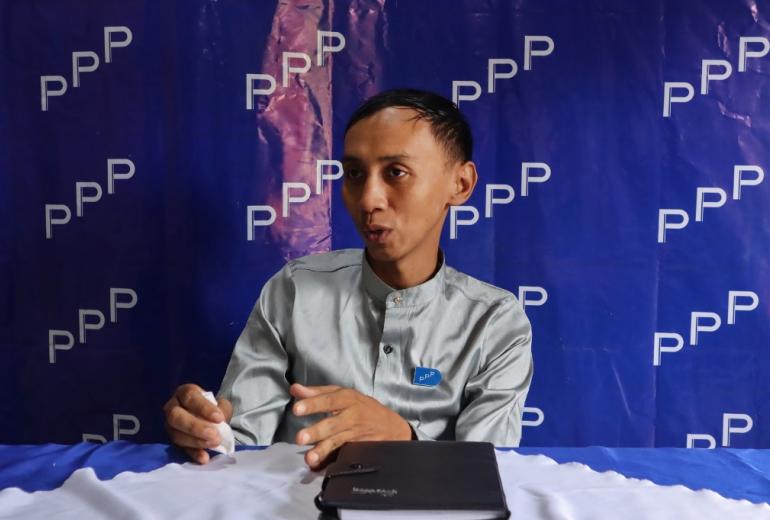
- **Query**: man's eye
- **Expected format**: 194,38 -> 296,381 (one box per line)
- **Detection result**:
345,168 -> 363,180
389,168 -> 407,178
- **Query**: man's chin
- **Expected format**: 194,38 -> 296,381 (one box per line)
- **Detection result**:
364,245 -> 400,263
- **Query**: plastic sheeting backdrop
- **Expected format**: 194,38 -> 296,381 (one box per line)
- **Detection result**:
0,0 -> 768,448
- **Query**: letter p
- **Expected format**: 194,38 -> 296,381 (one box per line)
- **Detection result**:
40,75 -> 67,112
104,26 -> 133,63
657,209 -> 689,243
45,204 -> 72,239
247,205 -> 277,240
653,332 -> 684,366
524,36 -> 555,70
110,288 -> 138,323
487,59 -> 518,93
689,311 -> 721,346
316,160 -> 344,194
722,413 -> 753,447
733,165 -> 764,200
107,159 -> 135,194
316,31 -> 346,66
695,187 -> 727,222
663,82 -> 694,117
452,81 -> 481,107
282,182 -> 311,217
78,309 -> 105,344
113,414 -> 141,440
449,206 -> 479,239
521,162 -> 551,197
49,330 -> 75,364
727,290 -> 759,325
522,407 -> 545,427
518,286 -> 548,308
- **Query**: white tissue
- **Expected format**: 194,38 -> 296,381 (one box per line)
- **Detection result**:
200,391 -> 235,455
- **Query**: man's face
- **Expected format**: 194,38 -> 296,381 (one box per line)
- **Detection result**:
341,107 -> 457,265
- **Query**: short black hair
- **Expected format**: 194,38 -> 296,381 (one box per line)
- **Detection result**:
344,88 -> 473,163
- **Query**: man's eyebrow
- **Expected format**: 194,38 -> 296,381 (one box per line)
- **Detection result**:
342,153 -> 413,163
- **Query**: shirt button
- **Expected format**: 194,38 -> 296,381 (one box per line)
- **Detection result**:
383,345 -> 394,354
393,294 -> 403,305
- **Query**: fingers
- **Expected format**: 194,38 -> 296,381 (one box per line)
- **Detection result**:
183,447 -> 210,465
162,385 -> 231,466
163,385 -> 224,451
289,387 -> 411,469
305,430 -> 355,469
289,383 -> 341,400
176,384 -> 225,423
166,424 -> 221,451
295,411 -> 348,446
293,388 -> 357,416
166,403 -> 222,443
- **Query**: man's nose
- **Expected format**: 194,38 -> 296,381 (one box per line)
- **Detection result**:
358,174 -> 387,213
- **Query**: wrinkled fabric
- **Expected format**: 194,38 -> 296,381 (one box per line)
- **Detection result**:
2,443 -> 769,519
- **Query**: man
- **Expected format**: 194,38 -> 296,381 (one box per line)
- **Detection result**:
163,89 -> 533,469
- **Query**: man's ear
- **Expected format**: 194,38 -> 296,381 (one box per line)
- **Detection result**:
448,160 -> 478,206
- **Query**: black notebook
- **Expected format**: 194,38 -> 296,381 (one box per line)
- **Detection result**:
315,440 -> 510,520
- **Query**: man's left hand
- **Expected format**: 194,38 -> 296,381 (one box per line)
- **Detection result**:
290,383 -> 412,469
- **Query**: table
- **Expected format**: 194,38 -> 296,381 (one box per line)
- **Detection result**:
1,442 -> 769,518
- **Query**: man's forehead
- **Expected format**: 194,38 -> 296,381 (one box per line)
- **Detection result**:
352,105 -> 424,126
342,152 -> 414,164
343,108 -> 437,160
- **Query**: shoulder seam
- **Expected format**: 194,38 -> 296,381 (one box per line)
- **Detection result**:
289,262 -> 359,274
287,249 -> 362,274
444,269 -> 517,306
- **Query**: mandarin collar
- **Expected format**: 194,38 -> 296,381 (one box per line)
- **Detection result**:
361,249 -> 446,308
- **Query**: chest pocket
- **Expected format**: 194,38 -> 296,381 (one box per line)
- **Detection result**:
402,365 -> 458,424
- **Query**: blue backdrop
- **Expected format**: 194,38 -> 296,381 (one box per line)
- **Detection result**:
1,0 -> 768,448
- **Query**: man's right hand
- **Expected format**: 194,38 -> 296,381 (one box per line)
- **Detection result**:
163,383 -> 233,464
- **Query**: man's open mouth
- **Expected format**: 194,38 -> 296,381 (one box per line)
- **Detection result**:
364,227 -> 391,243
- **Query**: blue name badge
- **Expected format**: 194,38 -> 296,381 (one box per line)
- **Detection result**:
412,366 -> 442,387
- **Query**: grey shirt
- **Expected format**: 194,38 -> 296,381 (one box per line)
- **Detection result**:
218,248 -> 533,446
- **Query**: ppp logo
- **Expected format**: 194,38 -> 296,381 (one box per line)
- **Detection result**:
653,290 -> 759,366
657,165 -> 764,243
449,163 -> 552,239
48,288 -> 138,364
663,37 -> 769,117
246,160 -> 343,239
41,26 -> 132,111
245,31 -> 345,109
44,158 -> 136,239
452,36 -> 555,106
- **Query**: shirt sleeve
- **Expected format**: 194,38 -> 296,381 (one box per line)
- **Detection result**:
454,296 -> 533,446
216,264 -> 295,445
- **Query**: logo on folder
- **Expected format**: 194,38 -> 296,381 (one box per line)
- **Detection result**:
412,367 -> 442,387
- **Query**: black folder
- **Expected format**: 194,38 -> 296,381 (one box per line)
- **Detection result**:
315,440 -> 510,520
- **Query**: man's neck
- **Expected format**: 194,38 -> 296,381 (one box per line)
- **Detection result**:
366,249 -> 441,290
